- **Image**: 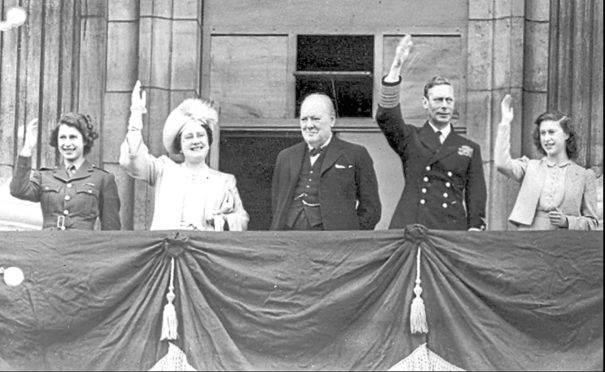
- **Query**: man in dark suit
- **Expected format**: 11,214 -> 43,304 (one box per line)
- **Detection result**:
271,93 -> 381,231
375,34 -> 487,231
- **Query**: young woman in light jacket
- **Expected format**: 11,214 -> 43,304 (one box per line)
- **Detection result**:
119,81 -> 249,231
494,94 -> 598,230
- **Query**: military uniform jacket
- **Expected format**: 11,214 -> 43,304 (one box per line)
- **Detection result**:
271,136 -> 381,231
10,156 -> 121,230
376,81 -> 486,230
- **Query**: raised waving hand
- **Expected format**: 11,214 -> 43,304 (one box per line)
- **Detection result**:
386,34 -> 413,82
128,80 -> 147,132
19,119 -> 39,157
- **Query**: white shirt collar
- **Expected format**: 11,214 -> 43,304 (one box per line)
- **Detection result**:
428,122 -> 451,141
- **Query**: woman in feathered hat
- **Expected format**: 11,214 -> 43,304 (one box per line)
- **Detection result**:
119,81 -> 249,231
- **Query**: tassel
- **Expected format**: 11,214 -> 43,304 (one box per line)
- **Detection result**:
161,257 -> 178,340
410,247 -> 428,334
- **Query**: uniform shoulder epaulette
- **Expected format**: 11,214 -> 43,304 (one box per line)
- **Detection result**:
39,166 -> 57,171
91,164 -> 110,174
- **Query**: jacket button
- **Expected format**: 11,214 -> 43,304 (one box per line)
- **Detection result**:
88,190 -> 93,194
447,171 -> 453,177
420,199 -> 426,205
423,176 -> 429,182
63,210 -> 69,215
445,182 -> 451,188
67,183 -> 72,188
421,188 -> 427,194
65,195 -> 71,201
425,166 -> 431,171
443,193 -> 448,198
442,203 -> 448,208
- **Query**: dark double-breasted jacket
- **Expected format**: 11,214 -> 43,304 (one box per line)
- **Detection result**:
375,106 -> 487,230
10,156 -> 121,230
270,136 -> 381,231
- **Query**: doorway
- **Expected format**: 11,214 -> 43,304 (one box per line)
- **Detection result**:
219,131 -> 302,230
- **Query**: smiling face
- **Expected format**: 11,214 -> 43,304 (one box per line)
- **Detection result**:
423,84 -> 455,129
539,119 -> 569,159
180,120 -> 210,163
57,124 -> 85,163
299,95 -> 335,149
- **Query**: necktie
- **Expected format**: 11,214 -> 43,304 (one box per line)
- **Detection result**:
435,130 -> 443,144
310,147 -> 323,157
67,165 -> 76,178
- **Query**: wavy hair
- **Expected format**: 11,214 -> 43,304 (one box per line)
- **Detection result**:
423,75 -> 452,98
532,111 -> 578,159
49,113 -> 99,155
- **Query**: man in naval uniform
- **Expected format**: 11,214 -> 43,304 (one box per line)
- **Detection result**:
376,34 -> 486,231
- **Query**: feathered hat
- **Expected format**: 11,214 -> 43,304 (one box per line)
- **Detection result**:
162,98 -> 219,154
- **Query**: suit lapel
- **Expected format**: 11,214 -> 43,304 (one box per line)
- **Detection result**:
321,136 -> 344,175
419,122 -> 441,154
288,142 -> 306,184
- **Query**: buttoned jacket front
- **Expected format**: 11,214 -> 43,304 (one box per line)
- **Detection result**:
376,105 -> 487,230
10,156 -> 121,230
271,136 -> 381,231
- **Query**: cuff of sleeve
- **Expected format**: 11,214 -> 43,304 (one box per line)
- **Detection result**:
379,76 -> 402,109
16,155 -> 32,169
469,220 -> 486,231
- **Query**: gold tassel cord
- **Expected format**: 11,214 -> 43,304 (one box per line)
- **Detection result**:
161,257 -> 179,341
410,247 -> 428,334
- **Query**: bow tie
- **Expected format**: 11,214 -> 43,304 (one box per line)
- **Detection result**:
309,147 -> 324,157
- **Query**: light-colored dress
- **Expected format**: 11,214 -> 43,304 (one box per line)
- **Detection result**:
494,122 -> 598,230
119,140 -> 249,231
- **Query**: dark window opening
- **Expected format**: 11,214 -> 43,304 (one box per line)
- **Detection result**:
219,131 -> 302,231
295,35 -> 374,117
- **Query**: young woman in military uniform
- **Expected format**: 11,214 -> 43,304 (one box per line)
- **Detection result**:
10,114 -> 121,230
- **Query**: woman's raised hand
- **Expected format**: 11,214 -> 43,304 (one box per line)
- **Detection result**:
128,80 -> 146,131
131,80 -> 147,113
20,118 -> 39,156
501,94 -> 514,124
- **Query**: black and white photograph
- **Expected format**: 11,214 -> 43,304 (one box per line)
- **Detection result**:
0,0 -> 602,370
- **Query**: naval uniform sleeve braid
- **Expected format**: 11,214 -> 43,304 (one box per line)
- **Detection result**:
379,76 -> 402,109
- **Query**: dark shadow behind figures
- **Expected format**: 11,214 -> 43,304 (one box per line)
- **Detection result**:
219,131 -> 301,230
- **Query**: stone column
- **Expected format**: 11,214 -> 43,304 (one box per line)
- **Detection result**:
467,0 -> 526,230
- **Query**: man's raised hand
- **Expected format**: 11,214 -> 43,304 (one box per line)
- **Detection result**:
386,34 -> 413,82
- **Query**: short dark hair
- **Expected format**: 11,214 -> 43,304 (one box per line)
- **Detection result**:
173,119 -> 214,154
423,75 -> 452,98
532,111 -> 578,159
49,113 -> 99,155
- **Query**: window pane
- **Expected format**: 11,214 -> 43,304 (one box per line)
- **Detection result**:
211,35 -> 289,119
297,35 -> 374,72
296,35 -> 374,117
295,77 -> 373,117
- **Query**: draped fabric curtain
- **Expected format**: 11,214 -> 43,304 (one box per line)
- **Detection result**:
0,228 -> 602,370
